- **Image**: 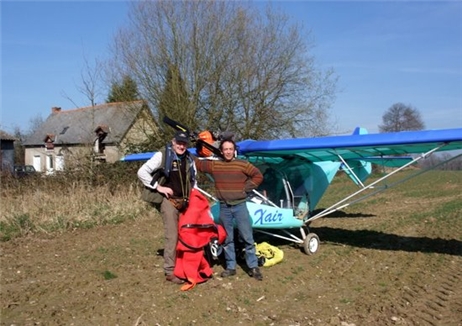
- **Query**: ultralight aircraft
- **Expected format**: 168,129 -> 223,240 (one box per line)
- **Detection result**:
122,117 -> 462,255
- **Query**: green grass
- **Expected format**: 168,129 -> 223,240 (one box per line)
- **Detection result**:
102,270 -> 117,280
290,265 -> 304,275
1,169 -> 460,242
0,214 -> 36,241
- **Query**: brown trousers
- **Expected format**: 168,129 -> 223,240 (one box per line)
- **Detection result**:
160,197 -> 180,275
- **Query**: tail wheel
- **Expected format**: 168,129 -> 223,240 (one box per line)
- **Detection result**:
303,233 -> 320,255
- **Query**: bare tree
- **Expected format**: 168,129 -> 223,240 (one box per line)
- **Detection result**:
10,114 -> 45,165
379,103 -> 425,133
27,114 -> 45,136
62,56 -> 105,108
109,0 -> 337,142
419,152 -> 462,170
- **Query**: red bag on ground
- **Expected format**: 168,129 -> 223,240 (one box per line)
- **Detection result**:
174,189 -> 226,290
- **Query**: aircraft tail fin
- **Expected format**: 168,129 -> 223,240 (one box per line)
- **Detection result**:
352,127 -> 368,135
341,160 -> 372,186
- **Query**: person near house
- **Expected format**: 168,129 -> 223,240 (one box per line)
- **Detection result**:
193,139 -> 264,281
137,131 -> 197,284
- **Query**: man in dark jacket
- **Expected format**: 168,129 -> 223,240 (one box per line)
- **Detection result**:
138,131 -> 197,284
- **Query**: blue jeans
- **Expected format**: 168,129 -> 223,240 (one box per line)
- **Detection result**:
219,202 -> 258,270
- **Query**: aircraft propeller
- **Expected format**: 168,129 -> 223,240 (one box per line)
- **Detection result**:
162,116 -> 228,159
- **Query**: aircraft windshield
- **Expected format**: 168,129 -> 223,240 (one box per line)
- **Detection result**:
254,159 -> 311,218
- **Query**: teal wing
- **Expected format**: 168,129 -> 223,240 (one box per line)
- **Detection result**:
237,128 -> 462,161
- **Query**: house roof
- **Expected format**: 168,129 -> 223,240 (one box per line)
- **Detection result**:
23,101 -> 149,146
0,130 -> 16,141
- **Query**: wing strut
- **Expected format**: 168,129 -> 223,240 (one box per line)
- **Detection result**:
252,189 -> 279,208
255,228 -> 304,244
306,143 -> 455,223
336,153 -> 366,188
195,186 -> 218,202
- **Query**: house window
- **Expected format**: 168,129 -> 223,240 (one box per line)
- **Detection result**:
45,139 -> 54,150
33,155 -> 41,172
94,128 -> 107,155
44,135 -> 55,151
46,155 -> 54,174
94,137 -> 106,154
56,155 -> 64,171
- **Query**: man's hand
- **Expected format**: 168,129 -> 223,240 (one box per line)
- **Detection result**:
156,185 -> 173,198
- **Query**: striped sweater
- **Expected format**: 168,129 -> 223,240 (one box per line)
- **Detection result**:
195,158 -> 263,203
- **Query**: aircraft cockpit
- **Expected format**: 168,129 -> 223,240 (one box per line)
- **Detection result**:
252,162 -> 312,220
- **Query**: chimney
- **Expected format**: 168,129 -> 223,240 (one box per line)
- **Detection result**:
52,107 -> 62,113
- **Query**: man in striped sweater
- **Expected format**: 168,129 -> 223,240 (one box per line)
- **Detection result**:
194,139 -> 264,281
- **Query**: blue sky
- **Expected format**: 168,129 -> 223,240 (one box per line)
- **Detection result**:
2,1 -> 461,135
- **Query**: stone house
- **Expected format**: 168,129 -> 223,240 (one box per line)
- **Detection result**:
23,101 -> 158,173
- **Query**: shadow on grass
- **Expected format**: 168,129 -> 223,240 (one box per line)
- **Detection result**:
313,226 -> 462,256
252,208 -> 461,256
308,208 -> 462,256
312,208 -> 376,218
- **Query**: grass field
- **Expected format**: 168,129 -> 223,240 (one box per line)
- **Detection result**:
1,169 -> 461,325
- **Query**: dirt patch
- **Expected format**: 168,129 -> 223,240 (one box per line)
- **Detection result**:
2,175 -> 462,326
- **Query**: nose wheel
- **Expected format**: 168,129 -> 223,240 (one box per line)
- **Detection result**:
302,233 -> 320,255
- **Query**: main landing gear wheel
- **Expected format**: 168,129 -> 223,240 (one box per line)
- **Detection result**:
303,233 -> 320,255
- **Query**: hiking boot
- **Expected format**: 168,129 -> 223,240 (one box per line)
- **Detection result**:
249,267 -> 263,281
220,269 -> 236,278
165,274 -> 184,284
